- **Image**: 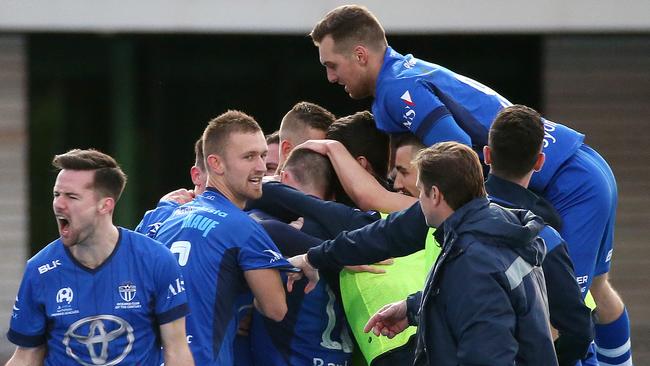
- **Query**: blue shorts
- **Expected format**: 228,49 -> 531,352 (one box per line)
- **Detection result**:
542,144 -> 617,294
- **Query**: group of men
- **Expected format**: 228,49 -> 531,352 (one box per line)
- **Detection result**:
6,4 -> 633,366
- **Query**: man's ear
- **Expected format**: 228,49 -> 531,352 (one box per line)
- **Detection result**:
353,45 -> 369,65
280,140 -> 292,157
207,154 -> 225,175
483,146 -> 492,165
279,169 -> 290,184
356,156 -> 370,170
533,152 -> 545,172
190,166 -> 202,186
98,196 -> 115,215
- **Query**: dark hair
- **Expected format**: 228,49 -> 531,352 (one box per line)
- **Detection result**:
52,149 -> 127,201
265,130 -> 280,145
203,110 -> 262,157
194,137 -> 206,173
489,105 -> 545,180
283,148 -> 335,199
279,102 -> 335,144
310,5 -> 387,52
414,142 -> 486,210
326,111 -> 389,179
390,133 -> 426,162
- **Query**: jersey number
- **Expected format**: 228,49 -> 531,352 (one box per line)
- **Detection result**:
321,286 -> 353,353
170,241 -> 191,266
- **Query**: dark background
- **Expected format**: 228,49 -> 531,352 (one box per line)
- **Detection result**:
28,33 -> 542,254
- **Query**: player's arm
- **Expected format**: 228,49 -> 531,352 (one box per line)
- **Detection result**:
5,345 -> 46,366
296,139 -> 416,212
244,268 -> 287,321
383,82 -> 471,147
160,317 -> 194,366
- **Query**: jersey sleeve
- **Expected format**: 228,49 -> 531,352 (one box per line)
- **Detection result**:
153,247 -> 189,325
238,224 -> 293,272
380,80 -> 471,146
7,265 -> 47,347
135,201 -> 179,237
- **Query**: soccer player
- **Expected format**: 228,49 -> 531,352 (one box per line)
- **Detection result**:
484,105 -> 593,365
265,130 -> 280,176
153,110 -> 293,365
363,142 -> 557,365
249,149 -> 354,366
6,149 -> 193,366
136,137 -> 207,237
277,101 -> 335,168
311,6 -> 631,364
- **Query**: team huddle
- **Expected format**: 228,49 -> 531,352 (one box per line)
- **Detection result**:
5,5 -> 634,366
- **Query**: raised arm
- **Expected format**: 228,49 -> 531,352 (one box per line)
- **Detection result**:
297,140 -> 416,212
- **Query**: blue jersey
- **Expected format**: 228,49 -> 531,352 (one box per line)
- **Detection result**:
154,187 -> 293,366
135,200 -> 180,238
250,219 -> 353,366
251,279 -> 352,366
372,47 -> 585,192
7,228 -> 188,366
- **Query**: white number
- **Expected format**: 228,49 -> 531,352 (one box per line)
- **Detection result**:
170,241 -> 191,266
320,286 -> 353,353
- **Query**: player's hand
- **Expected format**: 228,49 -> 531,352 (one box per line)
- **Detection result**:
344,258 -> 394,274
363,300 -> 409,339
289,217 -> 304,230
262,174 -> 280,183
294,139 -> 335,156
237,306 -> 253,336
160,188 -> 195,204
286,254 -> 319,294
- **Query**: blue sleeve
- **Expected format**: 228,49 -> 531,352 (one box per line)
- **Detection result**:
259,219 -> 322,257
154,247 -> 189,325
381,80 -> 471,147
238,224 -> 293,271
307,202 -> 428,271
135,201 -> 179,237
542,243 -> 594,365
445,265 -> 518,364
406,291 -> 422,326
7,265 -> 47,347
249,182 -> 380,239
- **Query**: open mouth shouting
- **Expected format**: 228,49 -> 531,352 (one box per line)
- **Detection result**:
55,214 -> 71,237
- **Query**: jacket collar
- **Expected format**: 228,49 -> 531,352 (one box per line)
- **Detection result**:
485,174 -> 539,210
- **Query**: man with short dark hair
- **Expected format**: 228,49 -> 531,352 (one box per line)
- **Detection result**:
154,110 -> 294,365
278,101 -> 335,168
7,149 -> 193,366
484,105 -> 593,365
311,6 -> 631,363
364,142 -> 557,366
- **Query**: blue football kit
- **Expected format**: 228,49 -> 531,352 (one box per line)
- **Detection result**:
135,200 -> 179,238
371,46 -> 617,293
153,187 -> 293,366
8,227 -> 189,366
250,217 -> 353,366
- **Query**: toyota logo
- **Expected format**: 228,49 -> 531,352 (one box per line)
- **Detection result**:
63,315 -> 134,365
